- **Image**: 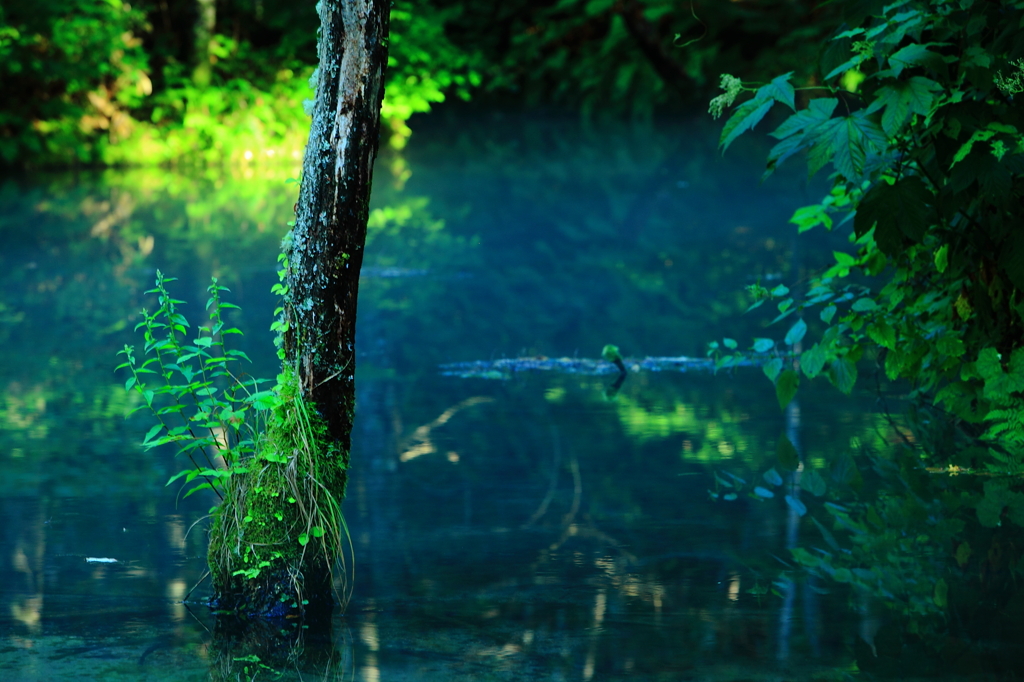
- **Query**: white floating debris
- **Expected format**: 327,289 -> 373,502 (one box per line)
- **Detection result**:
85,557 -> 118,563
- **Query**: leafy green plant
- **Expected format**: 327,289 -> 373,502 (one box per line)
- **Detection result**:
709,0 -> 1024,650
118,272 -> 353,599
117,271 -> 270,500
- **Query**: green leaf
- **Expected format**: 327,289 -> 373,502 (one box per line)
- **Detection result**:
933,578 -> 948,608
763,468 -> 784,486
124,376 -> 137,391
723,338 -> 738,350
311,526 -> 326,538
753,486 -> 775,499
760,72 -> 796,110
936,336 -> 964,357
776,369 -> 800,409
812,516 -> 840,550
851,297 -> 878,312
763,357 -> 784,383
167,469 -> 190,486
183,482 -> 216,498
790,546 -> 819,568
778,430 -> 802,466
785,319 -> 808,346
784,494 -> 807,516
866,321 -> 897,349
790,204 -> 833,233
298,533 -> 310,547
142,424 -> 163,445
828,112 -> 887,182
888,43 -> 943,76
820,305 -> 837,324
801,344 -> 828,379
753,338 -> 775,353
827,357 -> 858,394
766,99 -> 838,174
248,391 -> 280,410
869,77 -> 941,136
800,468 -> 828,497
720,98 -> 775,152
855,176 -> 934,255
934,244 -> 949,273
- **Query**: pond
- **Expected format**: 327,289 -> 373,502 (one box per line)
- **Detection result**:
0,112 -> 906,680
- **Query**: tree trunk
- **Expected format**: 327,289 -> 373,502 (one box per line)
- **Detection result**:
192,0 -> 216,87
207,0 -> 389,619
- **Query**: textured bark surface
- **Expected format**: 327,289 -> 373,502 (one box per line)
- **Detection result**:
285,0 -> 389,446
208,0 -> 388,618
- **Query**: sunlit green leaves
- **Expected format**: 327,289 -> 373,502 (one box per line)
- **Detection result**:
119,273 -> 273,500
934,244 -> 949,273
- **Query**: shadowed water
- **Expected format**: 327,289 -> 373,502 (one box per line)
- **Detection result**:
0,113 -> 902,680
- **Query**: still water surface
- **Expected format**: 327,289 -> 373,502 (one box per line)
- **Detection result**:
0,114 -> 900,680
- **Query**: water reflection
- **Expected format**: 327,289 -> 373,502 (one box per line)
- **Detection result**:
0,115 -> 901,679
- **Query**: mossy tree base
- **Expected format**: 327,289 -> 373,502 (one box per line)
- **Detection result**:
205,0 -> 388,619
207,368 -> 350,618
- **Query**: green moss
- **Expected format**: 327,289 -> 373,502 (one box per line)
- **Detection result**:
208,364 -> 351,613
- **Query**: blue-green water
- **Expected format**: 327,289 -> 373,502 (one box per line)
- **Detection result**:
0,114 -> 901,680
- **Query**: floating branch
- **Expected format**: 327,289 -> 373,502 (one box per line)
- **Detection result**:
440,354 -> 781,379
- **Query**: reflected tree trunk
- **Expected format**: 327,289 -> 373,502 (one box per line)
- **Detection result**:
207,0 -> 389,619
192,0 -> 216,86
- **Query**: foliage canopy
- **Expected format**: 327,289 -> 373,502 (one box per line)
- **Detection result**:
713,0 -> 1024,653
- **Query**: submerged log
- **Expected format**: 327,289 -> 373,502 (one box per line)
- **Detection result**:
207,0 -> 389,618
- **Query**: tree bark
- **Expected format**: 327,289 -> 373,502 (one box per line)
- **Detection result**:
192,0 -> 216,87
285,0 -> 388,457
207,0 -> 389,619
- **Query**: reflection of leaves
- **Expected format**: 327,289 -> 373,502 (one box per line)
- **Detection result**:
777,432 -> 800,471
830,453 -> 862,490
785,319 -> 807,346
775,369 -> 800,409
763,468 -> 783,486
977,479 -> 1024,528
800,468 -> 827,497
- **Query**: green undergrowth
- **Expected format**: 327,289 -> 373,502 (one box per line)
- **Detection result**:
208,363 -> 352,608
118,271 -> 352,613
